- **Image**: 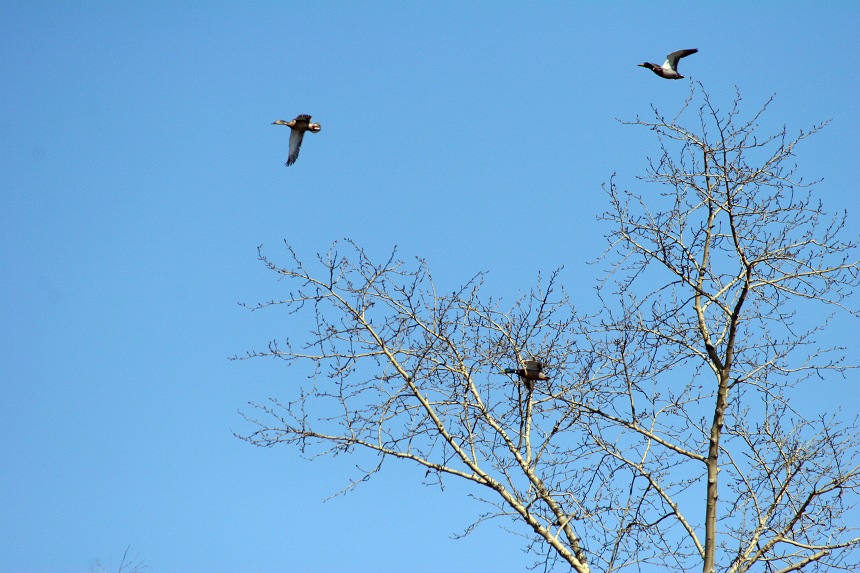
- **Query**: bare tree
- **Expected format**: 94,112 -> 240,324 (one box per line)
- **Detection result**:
91,546 -> 146,573
235,85 -> 860,573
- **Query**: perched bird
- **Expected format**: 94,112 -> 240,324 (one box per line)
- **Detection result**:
638,49 -> 698,80
272,114 -> 322,166
504,359 -> 550,390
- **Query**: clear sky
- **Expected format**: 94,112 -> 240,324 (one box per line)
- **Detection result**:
2,2 -> 858,572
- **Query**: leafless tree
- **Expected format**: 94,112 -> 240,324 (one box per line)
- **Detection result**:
91,546 -> 146,573
235,85 -> 860,573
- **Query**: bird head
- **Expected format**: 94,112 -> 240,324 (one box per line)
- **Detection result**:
272,119 -> 291,126
638,63 -> 650,68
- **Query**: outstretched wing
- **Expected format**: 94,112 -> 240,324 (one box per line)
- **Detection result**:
286,129 -> 305,166
524,359 -> 544,372
664,48 -> 698,72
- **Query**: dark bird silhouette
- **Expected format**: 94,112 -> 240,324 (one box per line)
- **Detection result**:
272,114 -> 322,166
638,49 -> 698,79
504,359 -> 550,391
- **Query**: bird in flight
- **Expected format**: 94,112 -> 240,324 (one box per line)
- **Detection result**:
638,49 -> 698,79
272,114 -> 322,166
504,359 -> 550,391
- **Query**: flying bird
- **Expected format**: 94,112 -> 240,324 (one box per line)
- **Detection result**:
504,359 -> 550,391
638,49 -> 698,80
272,114 -> 322,166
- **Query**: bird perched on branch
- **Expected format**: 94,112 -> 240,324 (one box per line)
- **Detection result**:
638,48 -> 698,79
504,359 -> 550,391
272,114 -> 322,166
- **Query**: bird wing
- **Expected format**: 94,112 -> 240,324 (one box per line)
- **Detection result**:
286,128 -> 305,166
664,48 -> 698,71
524,359 -> 543,372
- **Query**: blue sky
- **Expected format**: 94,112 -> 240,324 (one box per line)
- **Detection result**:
2,2 -> 858,572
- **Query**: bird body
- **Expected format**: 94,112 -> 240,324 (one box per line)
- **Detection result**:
272,114 -> 322,166
638,48 -> 698,79
504,360 -> 550,387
